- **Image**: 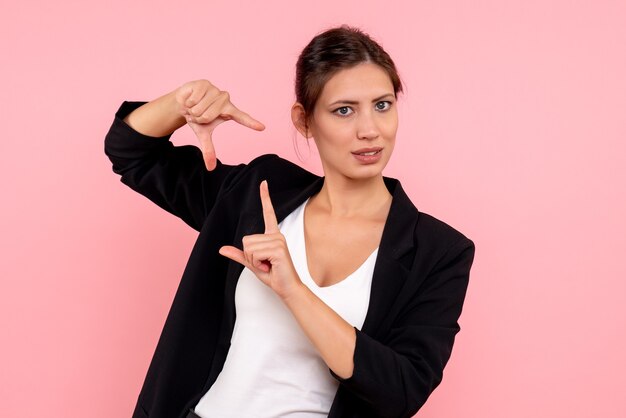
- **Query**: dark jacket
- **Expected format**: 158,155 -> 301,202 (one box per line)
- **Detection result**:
104,101 -> 476,418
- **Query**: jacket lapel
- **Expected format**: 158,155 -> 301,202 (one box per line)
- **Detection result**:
362,177 -> 418,337
223,175 -> 419,339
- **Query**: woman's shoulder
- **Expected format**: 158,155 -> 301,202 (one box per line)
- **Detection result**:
415,209 -> 475,257
391,178 -> 473,251
248,153 -> 318,179
247,153 -> 308,170
222,153 -> 320,193
417,210 -> 472,241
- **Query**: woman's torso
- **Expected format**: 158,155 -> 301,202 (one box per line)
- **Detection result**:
192,196 -> 380,417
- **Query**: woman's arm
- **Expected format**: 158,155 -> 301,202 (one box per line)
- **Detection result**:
103,80 -> 264,231
121,88 -> 186,137
121,81 -> 265,168
286,238 -> 475,418
282,280 -> 358,378
335,238 -> 475,417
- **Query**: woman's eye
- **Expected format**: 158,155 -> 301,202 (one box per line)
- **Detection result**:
376,101 -> 392,111
334,106 -> 352,116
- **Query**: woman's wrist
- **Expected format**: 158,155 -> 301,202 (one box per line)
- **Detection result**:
280,280 -> 308,307
122,88 -> 187,137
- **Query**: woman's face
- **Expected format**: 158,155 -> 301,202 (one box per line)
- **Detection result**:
298,62 -> 398,181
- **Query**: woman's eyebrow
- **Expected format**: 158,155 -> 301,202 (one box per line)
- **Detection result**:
328,93 -> 395,106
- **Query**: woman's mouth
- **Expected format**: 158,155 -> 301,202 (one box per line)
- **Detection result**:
351,148 -> 383,163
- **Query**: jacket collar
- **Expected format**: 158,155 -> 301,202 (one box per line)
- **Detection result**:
227,175 -> 419,337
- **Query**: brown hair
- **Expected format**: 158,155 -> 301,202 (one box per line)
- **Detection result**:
294,24 -> 405,144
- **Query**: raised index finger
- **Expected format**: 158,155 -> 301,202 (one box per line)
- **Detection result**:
260,180 -> 278,233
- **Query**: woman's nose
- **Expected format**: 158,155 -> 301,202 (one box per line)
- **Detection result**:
356,111 -> 379,140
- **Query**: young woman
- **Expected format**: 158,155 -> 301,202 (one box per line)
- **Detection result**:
105,25 -> 475,418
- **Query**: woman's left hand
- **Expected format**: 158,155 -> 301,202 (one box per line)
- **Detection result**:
218,180 -> 303,301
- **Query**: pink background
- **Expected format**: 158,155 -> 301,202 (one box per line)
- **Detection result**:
2,1 -> 625,417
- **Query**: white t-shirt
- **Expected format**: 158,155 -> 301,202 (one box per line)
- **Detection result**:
193,197 -> 378,417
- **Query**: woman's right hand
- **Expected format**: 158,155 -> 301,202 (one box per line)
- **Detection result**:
174,80 -> 266,171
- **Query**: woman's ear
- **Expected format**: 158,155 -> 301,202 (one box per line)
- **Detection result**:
291,103 -> 312,139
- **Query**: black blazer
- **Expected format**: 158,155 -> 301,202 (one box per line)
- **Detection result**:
105,101 -> 476,418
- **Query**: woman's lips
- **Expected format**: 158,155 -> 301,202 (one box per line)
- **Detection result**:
351,148 -> 382,163
352,147 -> 382,154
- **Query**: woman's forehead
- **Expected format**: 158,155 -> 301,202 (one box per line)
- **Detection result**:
319,64 -> 395,105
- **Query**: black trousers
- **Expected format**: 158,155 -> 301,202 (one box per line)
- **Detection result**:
186,408 -> 202,418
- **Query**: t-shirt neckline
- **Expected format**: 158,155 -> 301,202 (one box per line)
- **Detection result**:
297,197 -> 379,290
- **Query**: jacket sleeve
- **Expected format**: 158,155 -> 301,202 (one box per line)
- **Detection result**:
104,101 -> 246,231
329,238 -> 476,417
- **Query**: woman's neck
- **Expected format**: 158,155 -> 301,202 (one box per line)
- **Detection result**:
310,174 -> 392,219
